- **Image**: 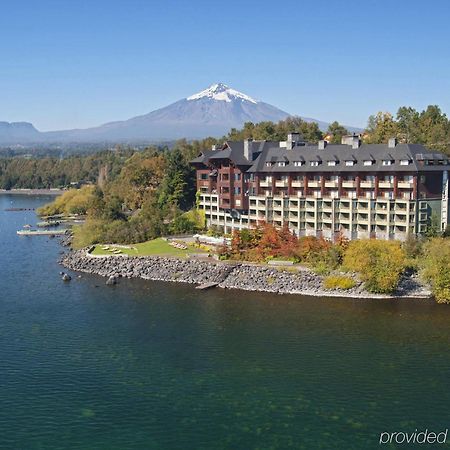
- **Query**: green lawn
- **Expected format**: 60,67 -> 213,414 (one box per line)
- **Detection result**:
91,238 -> 206,257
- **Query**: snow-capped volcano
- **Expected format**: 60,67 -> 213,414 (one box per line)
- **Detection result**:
187,83 -> 257,104
41,83 -> 292,141
0,83 -> 356,144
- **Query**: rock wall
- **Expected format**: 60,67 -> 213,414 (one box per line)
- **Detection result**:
60,250 -> 431,299
60,250 -> 368,297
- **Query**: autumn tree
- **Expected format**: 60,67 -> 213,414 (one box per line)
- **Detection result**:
327,121 -> 349,144
364,112 -> 399,144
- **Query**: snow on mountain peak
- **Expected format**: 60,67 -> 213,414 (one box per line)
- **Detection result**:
187,83 -> 258,104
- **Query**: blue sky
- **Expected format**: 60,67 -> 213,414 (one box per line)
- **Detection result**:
1,0 -> 449,131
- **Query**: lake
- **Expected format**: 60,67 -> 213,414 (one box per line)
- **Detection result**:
1,194 -> 449,449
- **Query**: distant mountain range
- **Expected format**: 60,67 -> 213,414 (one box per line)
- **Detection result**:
0,83 -> 359,145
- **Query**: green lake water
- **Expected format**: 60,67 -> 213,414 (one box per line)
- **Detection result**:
1,194 -> 449,449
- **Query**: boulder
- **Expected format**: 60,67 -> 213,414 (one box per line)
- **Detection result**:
106,276 -> 117,286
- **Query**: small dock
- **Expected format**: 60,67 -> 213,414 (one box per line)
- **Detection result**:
17,229 -> 69,236
195,282 -> 219,290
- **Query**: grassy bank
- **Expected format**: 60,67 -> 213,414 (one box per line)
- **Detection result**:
90,238 -> 207,257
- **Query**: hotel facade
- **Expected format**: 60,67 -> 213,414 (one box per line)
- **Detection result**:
191,134 -> 450,240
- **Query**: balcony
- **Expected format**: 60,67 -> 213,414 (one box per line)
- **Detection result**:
379,181 -> 393,188
292,181 -> 304,188
357,216 -> 370,224
275,180 -> 289,188
260,181 -> 271,187
325,181 -> 338,188
398,181 -> 413,189
273,202 -> 283,210
342,181 -> 356,188
308,181 -> 320,188
360,181 -> 375,188
374,217 -> 389,225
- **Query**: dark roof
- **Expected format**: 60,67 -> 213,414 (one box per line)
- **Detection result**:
191,140 -> 277,167
190,149 -> 216,164
191,141 -> 449,173
247,143 -> 449,173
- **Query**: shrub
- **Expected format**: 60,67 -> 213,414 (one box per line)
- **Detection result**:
72,219 -> 106,248
324,275 -> 356,290
343,240 -> 406,294
37,186 -> 97,216
296,236 -> 343,274
402,234 -> 423,270
420,238 -> 450,303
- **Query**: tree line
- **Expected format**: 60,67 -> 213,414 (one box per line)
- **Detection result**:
2,103 -> 450,191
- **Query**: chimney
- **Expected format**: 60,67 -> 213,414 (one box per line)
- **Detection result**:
341,134 -> 361,148
318,140 -> 327,150
341,135 -> 350,145
287,132 -> 300,150
351,135 -> 361,149
244,138 -> 254,160
388,137 -> 397,148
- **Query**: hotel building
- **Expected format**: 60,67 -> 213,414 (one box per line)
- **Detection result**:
191,134 -> 450,240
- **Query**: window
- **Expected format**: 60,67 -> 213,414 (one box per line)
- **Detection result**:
382,160 -> 393,166
310,161 -> 320,166
265,161 -> 274,167
234,187 -> 241,195
400,159 -> 411,166
294,161 -> 304,167
199,173 -> 208,180
363,160 -> 374,166
278,161 -> 286,167
234,173 -> 241,181
327,160 -> 337,166
345,160 -> 355,166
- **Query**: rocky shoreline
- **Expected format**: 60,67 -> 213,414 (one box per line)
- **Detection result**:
60,249 -> 432,300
